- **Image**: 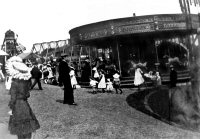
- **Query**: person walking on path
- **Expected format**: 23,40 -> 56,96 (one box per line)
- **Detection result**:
30,62 -> 43,90
169,65 -> 177,88
5,56 -> 40,139
58,54 -> 77,105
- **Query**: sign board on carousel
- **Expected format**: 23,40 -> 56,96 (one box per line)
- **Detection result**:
70,14 -> 200,43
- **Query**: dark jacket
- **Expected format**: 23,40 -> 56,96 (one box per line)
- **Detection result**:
170,69 -> 177,88
31,66 -> 42,79
8,79 -> 40,135
58,60 -> 71,85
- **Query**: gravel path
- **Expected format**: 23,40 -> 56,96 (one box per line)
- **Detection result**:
0,82 -> 200,139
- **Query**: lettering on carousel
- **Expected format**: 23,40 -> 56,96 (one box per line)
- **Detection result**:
122,18 -> 153,25
81,29 -> 108,40
154,15 -> 185,22
117,24 -> 152,34
117,15 -> 185,26
163,22 -> 186,29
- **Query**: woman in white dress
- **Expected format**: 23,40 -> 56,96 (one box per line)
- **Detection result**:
134,67 -> 144,90
98,70 -> 106,93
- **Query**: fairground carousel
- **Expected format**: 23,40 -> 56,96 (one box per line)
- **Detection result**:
69,14 -> 200,84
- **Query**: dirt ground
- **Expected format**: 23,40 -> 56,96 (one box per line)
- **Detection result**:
0,82 -> 200,139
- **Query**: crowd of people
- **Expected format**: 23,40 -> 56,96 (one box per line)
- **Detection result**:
2,54 -> 177,94
2,54 -> 179,139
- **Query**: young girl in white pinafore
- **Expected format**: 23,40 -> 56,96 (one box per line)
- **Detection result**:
106,78 -> 113,93
69,67 -> 78,89
98,70 -> 106,93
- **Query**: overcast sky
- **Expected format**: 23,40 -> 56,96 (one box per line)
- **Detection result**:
0,0 -> 200,52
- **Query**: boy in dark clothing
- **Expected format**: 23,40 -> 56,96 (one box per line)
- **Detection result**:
31,64 -> 43,90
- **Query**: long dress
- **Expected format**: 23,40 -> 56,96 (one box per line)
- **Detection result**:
8,79 -> 40,135
59,60 -> 75,104
98,74 -> 106,89
106,81 -> 113,91
134,68 -> 144,86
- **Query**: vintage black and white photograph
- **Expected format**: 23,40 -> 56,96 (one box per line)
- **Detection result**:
0,0 -> 200,138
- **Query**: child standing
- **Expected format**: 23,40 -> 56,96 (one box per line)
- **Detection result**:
113,71 -> 123,94
69,66 -> 78,89
156,71 -> 162,86
89,77 -> 98,94
106,78 -> 113,93
98,70 -> 106,93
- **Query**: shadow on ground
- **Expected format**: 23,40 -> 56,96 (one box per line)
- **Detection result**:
126,86 -> 176,128
56,99 -> 64,104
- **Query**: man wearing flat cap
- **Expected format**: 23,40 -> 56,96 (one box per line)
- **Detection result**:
58,54 -> 77,105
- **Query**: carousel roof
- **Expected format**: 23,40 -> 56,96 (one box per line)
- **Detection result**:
69,14 -> 200,44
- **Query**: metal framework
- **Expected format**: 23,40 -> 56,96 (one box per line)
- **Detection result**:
31,39 -> 68,58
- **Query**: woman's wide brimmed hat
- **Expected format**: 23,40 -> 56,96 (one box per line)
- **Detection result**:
6,56 -> 31,80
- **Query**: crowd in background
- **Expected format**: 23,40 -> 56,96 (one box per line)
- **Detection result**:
1,55 -> 165,93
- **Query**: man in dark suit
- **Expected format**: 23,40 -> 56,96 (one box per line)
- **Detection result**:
31,62 -> 43,90
58,54 -> 77,105
170,65 -> 177,88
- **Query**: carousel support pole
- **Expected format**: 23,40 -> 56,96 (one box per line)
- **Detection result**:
116,37 -> 122,75
58,42 -> 61,57
4,43 -> 7,62
70,45 -> 74,63
138,47 -> 140,63
53,42 -> 58,58
155,40 -> 159,71
45,43 -> 49,64
79,46 -> 83,76
88,46 -> 92,77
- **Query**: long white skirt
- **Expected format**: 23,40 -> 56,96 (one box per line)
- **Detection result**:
71,76 -> 78,87
98,75 -> 106,89
134,69 -> 144,86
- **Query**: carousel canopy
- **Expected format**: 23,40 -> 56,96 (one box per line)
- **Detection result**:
0,50 -> 8,56
17,52 -> 41,59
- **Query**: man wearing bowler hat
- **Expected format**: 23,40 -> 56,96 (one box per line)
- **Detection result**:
58,53 -> 77,105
